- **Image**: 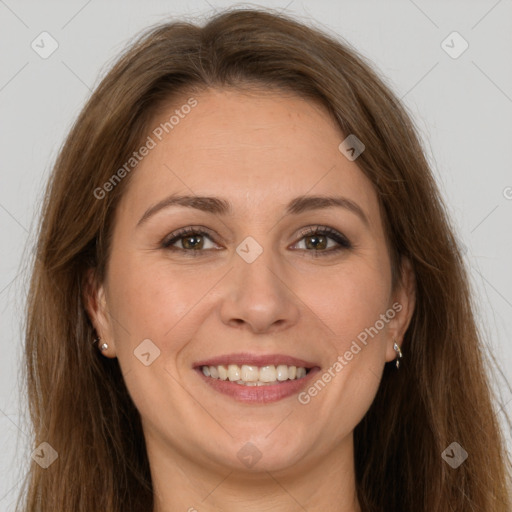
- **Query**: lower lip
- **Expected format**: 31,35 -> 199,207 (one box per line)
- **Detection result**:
195,367 -> 321,403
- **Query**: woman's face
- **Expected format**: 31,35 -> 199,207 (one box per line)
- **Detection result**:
89,87 -> 414,475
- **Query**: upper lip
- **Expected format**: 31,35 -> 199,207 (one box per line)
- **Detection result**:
193,353 -> 318,369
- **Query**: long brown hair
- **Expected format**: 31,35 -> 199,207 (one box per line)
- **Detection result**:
17,7 -> 511,511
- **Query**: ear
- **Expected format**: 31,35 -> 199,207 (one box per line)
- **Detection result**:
83,268 -> 117,358
385,256 -> 416,363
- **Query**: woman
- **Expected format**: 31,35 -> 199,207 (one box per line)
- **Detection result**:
18,7 -> 511,512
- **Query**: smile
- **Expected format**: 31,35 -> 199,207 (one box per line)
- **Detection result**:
201,364 -> 309,386
193,353 -> 320,403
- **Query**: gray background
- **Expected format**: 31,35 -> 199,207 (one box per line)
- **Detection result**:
1,0 -> 511,508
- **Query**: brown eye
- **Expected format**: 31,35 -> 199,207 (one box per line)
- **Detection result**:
293,226 -> 352,256
304,234 -> 329,250
180,234 -> 205,250
162,227 -> 219,255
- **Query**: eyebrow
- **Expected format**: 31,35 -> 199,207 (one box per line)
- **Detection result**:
136,194 -> 369,227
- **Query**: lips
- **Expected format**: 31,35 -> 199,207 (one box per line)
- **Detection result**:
193,352 -> 317,369
193,353 -> 320,403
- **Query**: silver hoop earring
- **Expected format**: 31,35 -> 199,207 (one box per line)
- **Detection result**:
393,340 -> 403,369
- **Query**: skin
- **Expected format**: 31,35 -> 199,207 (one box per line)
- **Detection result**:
86,87 -> 415,512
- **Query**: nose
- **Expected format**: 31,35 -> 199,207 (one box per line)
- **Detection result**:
218,245 -> 301,334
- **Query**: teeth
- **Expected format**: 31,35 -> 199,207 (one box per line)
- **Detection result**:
227,364 -> 241,381
217,364 -> 228,380
241,365 -> 259,382
259,365 -> 277,382
276,365 -> 288,381
201,364 -> 309,385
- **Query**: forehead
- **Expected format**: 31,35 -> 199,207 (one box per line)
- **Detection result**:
118,87 -> 380,224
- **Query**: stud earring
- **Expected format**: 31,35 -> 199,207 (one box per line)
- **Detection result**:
94,337 -> 108,352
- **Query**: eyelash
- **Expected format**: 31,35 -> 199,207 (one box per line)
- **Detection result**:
161,225 -> 352,258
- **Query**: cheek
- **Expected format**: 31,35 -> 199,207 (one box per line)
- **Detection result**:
105,248 -> 207,356
301,260 -> 392,425
309,260 -> 391,347
104,254 -> 209,418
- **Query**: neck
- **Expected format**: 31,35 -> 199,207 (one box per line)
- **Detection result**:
149,432 -> 361,512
